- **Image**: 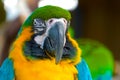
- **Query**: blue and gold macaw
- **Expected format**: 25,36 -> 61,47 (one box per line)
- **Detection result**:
0,5 -> 92,80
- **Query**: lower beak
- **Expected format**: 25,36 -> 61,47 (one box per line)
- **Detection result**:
48,22 -> 65,64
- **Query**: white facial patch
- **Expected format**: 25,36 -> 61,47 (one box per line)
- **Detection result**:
34,34 -> 47,49
34,18 -> 68,48
46,18 -> 67,31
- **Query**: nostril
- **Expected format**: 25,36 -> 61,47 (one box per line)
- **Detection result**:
63,19 -> 67,24
49,19 -> 53,24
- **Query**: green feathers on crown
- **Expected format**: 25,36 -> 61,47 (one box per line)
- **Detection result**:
23,5 -> 71,27
31,5 -> 71,20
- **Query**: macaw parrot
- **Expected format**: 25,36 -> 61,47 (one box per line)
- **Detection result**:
0,5 -> 92,80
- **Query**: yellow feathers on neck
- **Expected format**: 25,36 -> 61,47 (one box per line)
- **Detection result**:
66,33 -> 81,65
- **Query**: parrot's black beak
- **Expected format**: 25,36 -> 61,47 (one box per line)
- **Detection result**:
45,22 -> 66,64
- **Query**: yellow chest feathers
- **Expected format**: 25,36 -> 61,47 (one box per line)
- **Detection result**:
14,59 -> 78,80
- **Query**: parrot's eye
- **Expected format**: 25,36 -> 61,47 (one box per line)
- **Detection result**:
33,18 -> 46,35
33,19 -> 46,28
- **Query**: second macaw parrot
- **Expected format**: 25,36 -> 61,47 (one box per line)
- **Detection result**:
69,27 -> 114,80
0,5 -> 92,80
77,39 -> 114,80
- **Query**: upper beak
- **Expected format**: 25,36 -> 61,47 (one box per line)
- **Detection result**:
48,22 -> 65,64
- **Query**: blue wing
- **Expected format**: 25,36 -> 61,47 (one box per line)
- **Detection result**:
0,58 -> 14,80
76,59 -> 92,80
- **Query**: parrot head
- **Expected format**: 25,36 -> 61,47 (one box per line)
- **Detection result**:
13,5 -> 80,64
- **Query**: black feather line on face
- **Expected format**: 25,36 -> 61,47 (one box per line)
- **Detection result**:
23,34 -> 76,60
23,35 -> 49,59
